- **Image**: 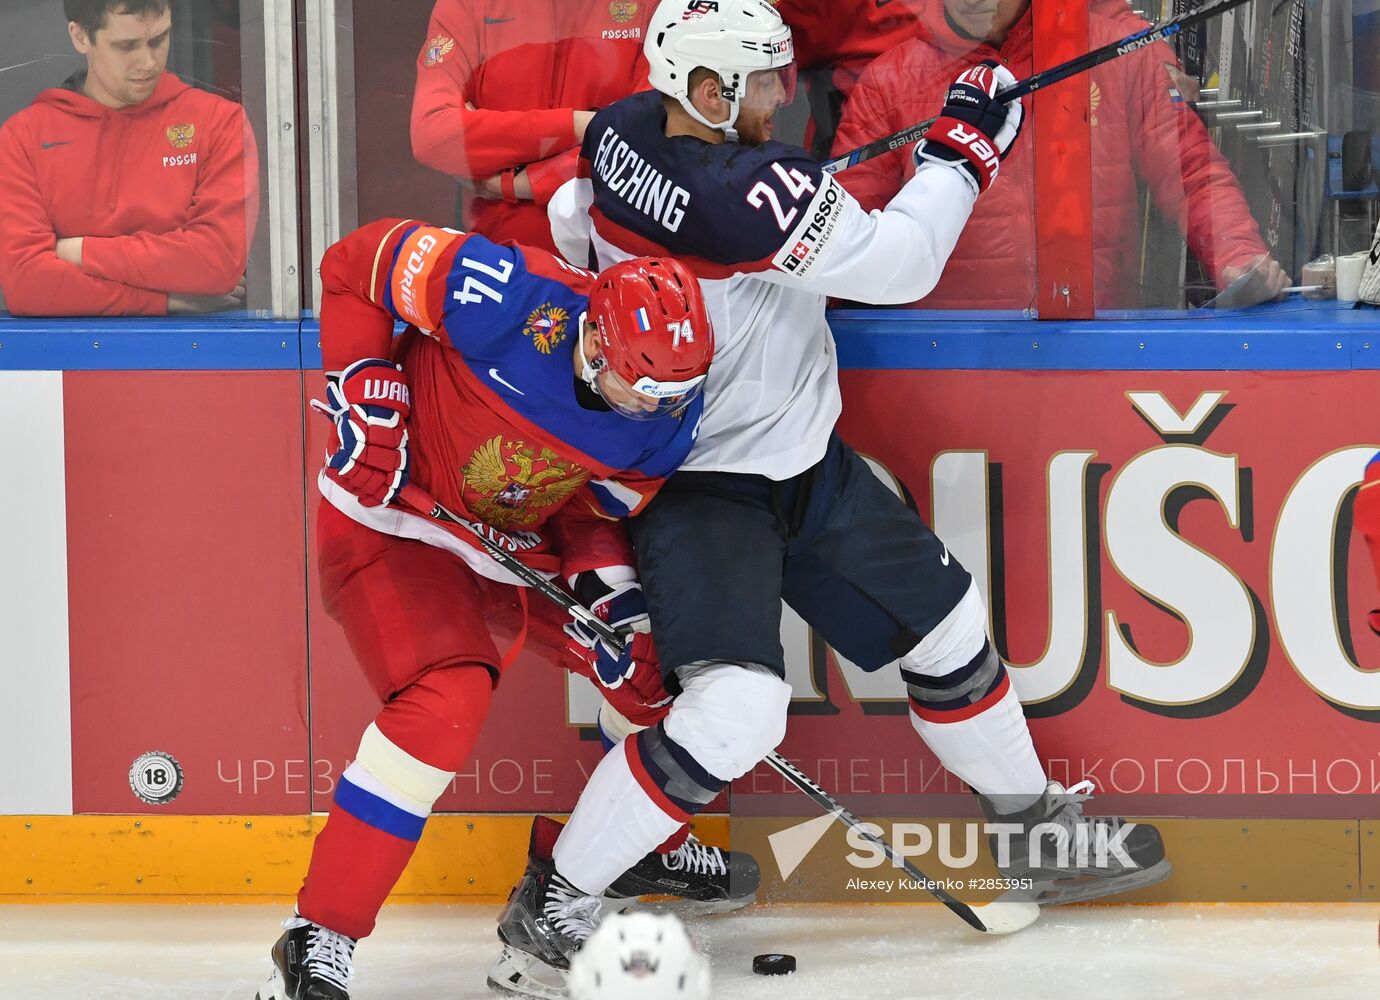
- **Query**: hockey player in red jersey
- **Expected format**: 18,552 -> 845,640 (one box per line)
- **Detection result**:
254,218 -> 716,1000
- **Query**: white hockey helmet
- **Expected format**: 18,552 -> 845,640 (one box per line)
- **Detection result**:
567,912 -> 711,1000
644,0 -> 795,139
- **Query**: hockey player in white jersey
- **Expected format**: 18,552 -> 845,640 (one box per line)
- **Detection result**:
488,2 -> 1171,993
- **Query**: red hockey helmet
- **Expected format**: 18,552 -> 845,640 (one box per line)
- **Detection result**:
583,257 -> 714,420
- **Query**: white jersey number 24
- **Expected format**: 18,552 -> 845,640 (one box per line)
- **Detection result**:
745,163 -> 817,231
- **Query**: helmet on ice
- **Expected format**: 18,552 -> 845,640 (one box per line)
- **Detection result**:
567,912 -> 711,1000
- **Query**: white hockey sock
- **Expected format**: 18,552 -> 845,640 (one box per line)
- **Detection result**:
910,682 -> 1047,809
552,741 -> 683,896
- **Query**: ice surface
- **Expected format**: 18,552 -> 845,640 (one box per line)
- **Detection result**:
0,902 -> 1375,999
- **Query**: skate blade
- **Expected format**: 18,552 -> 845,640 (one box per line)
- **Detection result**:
486,944 -> 569,1000
254,966 -> 285,1000
1027,858 -> 1174,906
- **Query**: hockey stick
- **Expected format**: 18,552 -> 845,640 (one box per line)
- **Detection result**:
396,482 -> 1040,936
820,0 -> 1257,174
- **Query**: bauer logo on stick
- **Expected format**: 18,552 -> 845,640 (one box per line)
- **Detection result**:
129,750 -> 185,805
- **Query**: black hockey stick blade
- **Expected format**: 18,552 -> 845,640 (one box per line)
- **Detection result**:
762,752 -> 1040,935
821,0 -> 1257,174
397,482 -> 1038,934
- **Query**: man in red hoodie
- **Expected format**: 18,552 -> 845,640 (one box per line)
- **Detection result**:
409,1 -> 657,255
0,0 -> 259,317
832,0 -> 1290,310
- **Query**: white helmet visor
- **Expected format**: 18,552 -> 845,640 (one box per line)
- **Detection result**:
743,63 -> 797,115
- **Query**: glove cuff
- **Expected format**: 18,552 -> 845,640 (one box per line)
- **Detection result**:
918,115 -> 1000,194
340,357 -> 402,380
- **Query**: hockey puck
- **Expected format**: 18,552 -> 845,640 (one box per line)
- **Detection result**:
752,953 -> 796,976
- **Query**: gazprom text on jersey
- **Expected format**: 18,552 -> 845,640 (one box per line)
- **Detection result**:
593,127 -> 691,232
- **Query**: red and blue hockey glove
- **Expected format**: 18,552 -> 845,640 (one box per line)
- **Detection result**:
915,59 -> 1025,195
564,572 -> 653,688
565,629 -> 672,719
311,358 -> 411,508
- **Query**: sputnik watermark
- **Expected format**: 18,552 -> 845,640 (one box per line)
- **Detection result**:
766,813 -> 1142,881
844,821 -> 1143,871
844,876 -> 1033,893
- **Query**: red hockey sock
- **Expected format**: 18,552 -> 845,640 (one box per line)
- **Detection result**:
297,664 -> 492,938
656,824 -> 691,854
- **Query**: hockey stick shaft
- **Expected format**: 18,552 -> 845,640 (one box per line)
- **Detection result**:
820,0 -> 1256,174
759,751 -> 990,930
395,482 -> 1017,933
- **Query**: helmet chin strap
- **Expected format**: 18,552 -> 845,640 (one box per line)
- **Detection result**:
679,85 -> 740,143
574,312 -> 608,397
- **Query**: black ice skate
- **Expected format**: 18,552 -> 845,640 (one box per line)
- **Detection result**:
255,915 -> 356,1000
605,834 -> 760,915
981,780 -> 1172,906
488,816 -> 602,999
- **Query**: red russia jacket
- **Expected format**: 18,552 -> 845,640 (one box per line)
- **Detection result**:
779,0 -> 925,100
0,72 -> 259,316
410,0 -> 654,253
831,0 -> 1268,309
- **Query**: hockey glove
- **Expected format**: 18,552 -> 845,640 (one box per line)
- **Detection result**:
565,630 -> 672,718
311,358 -> 411,508
915,60 -> 1025,196
563,572 -> 652,688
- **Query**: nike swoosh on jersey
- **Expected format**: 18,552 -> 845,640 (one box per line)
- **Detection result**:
41,140 -> 73,149
939,547 -> 950,566
489,368 -> 525,395
484,15 -> 515,23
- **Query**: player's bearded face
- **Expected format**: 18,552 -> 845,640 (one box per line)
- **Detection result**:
735,66 -> 795,146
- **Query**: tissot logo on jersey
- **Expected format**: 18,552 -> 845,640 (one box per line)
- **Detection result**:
592,128 -> 692,232
774,176 -> 844,276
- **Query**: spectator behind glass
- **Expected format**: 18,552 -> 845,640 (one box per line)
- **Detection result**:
410,1 -> 656,255
0,0 -> 259,317
832,0 -> 1290,310
776,0 -> 924,157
